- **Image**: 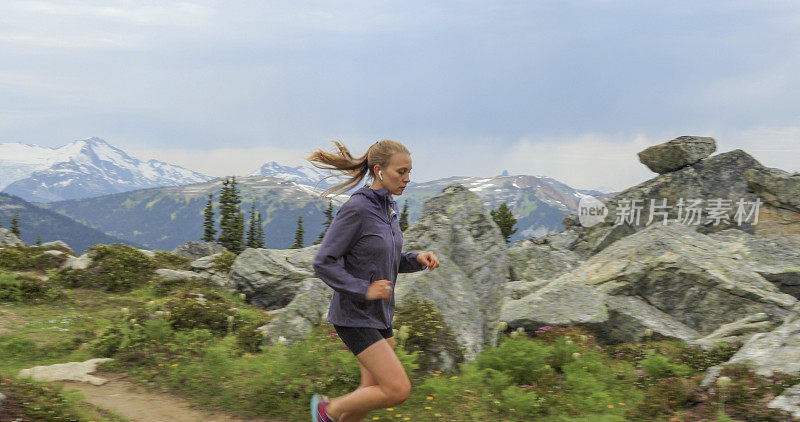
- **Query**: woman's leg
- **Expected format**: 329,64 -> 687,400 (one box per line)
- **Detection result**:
326,336 -> 409,421
338,337 -> 395,422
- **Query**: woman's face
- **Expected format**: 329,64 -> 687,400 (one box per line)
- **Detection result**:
374,152 -> 412,196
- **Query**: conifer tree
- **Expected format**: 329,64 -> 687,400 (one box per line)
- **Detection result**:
253,211 -> 265,248
399,200 -> 409,231
314,200 -> 334,245
217,177 -> 244,253
202,193 -> 216,242
233,211 -> 245,252
246,203 -> 259,248
291,215 -> 304,249
490,202 -> 517,244
10,212 -> 20,237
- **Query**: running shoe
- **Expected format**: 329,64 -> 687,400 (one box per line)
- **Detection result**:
311,394 -> 336,422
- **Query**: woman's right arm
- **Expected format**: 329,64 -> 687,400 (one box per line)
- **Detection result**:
312,202 -> 371,302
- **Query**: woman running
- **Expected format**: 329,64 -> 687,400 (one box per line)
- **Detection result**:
306,139 -> 440,422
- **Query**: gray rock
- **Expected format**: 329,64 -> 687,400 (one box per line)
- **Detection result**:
172,241 -> 226,260
17,358 -> 115,386
189,252 -> 233,288
717,312 -> 800,377
501,281 -> 699,344
0,391 -> 5,404
554,222 -> 796,335
60,253 -> 92,271
501,282 -> 608,333
601,295 -> 700,343
260,278 -> 332,346
708,228 -> 800,298
229,246 -> 318,310
396,184 -> 508,363
190,253 -> 222,272
155,268 -> 206,282
0,227 -> 24,247
40,240 -> 74,255
688,312 -> 776,350
745,166 -> 800,213
768,383 -> 800,419
507,237 -> 583,282
638,135 -> 717,174
505,279 -> 550,300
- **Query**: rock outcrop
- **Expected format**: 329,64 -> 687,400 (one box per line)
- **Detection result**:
172,241 -> 226,260
502,221 -> 797,343
229,246 -> 318,309
396,184 -> 508,362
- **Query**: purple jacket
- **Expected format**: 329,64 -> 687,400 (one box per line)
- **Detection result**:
313,186 -> 427,329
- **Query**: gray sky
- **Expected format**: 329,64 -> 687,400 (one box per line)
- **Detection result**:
1,0 -> 799,191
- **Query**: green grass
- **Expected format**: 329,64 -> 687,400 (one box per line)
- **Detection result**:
1,260 -> 798,421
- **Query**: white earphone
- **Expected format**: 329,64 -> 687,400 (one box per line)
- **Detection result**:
378,170 -> 383,181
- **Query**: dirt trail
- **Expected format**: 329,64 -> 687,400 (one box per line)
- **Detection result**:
58,372 -> 285,422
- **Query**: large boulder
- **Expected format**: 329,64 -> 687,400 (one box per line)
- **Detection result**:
507,235 -> 583,282
637,135 -> 716,174
396,184 -> 508,362
561,222 -> 796,335
0,228 -> 24,247
706,228 -> 800,298
259,278 -> 332,346
172,241 -> 226,260
503,222 -> 797,345
229,246 -> 318,309
501,279 -> 700,344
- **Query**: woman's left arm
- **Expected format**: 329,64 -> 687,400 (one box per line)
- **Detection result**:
399,251 -> 439,273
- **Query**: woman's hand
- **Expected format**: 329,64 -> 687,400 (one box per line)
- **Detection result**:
366,279 -> 393,300
416,252 -> 440,271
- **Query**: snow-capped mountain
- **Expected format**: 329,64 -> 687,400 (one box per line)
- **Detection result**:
0,137 -> 213,202
250,161 -> 351,190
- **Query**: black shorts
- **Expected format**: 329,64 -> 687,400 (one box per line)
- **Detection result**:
333,324 -> 394,356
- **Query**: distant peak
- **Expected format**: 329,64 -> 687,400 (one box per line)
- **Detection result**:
81,137 -> 109,145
